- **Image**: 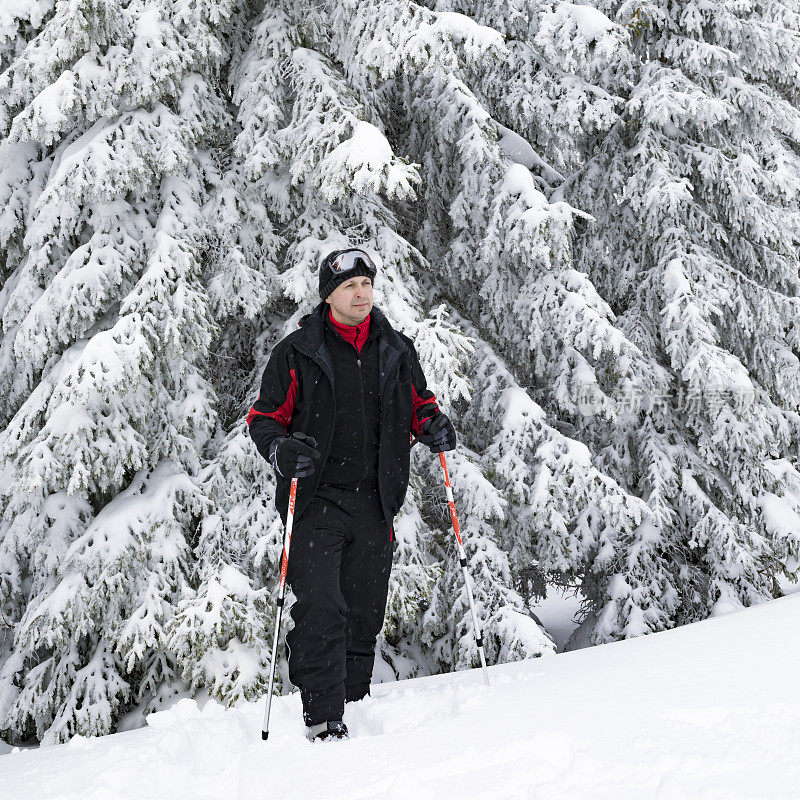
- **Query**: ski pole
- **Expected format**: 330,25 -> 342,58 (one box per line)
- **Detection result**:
262,476 -> 299,741
438,452 -> 490,687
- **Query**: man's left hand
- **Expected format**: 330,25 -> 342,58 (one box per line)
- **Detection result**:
417,413 -> 457,453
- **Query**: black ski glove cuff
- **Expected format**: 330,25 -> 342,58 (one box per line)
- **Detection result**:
268,432 -> 321,478
417,412 -> 457,453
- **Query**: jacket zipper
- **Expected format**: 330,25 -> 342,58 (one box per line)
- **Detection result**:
354,324 -> 368,482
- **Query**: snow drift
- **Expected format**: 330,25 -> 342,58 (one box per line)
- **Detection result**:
2,593 -> 798,799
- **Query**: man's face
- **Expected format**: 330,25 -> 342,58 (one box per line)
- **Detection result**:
325,276 -> 373,326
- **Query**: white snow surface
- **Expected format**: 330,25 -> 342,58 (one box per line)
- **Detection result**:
2,594 -> 799,799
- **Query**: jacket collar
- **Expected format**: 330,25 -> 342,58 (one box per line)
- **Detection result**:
294,301 -> 405,393
298,301 -> 391,348
325,307 -> 371,353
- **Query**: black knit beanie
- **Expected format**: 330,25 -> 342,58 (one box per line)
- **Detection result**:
318,249 -> 377,300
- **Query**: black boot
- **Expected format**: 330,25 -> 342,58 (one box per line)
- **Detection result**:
305,720 -> 349,742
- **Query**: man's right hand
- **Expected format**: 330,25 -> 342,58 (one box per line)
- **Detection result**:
268,432 -> 321,478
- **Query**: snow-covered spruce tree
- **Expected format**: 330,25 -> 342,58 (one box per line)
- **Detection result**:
0,0 -> 237,744
441,0 -> 689,640
323,0 -> 687,647
161,4 -> 285,705
566,0 -> 800,625
409,0 -> 800,638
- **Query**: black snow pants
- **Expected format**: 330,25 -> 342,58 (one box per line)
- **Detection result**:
285,479 -> 394,726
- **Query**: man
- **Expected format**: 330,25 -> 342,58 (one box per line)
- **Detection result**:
247,248 -> 457,742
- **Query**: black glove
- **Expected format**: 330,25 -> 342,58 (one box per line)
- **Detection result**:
416,413 -> 457,453
268,432 -> 321,478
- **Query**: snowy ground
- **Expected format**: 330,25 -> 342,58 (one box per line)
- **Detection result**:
2,593 -> 799,800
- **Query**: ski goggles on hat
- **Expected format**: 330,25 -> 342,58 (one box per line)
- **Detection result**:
329,249 -> 376,275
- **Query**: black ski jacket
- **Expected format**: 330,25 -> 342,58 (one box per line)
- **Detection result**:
247,302 -> 439,527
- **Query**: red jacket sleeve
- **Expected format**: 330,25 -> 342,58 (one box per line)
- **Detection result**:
408,341 -> 440,434
247,341 -> 298,461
